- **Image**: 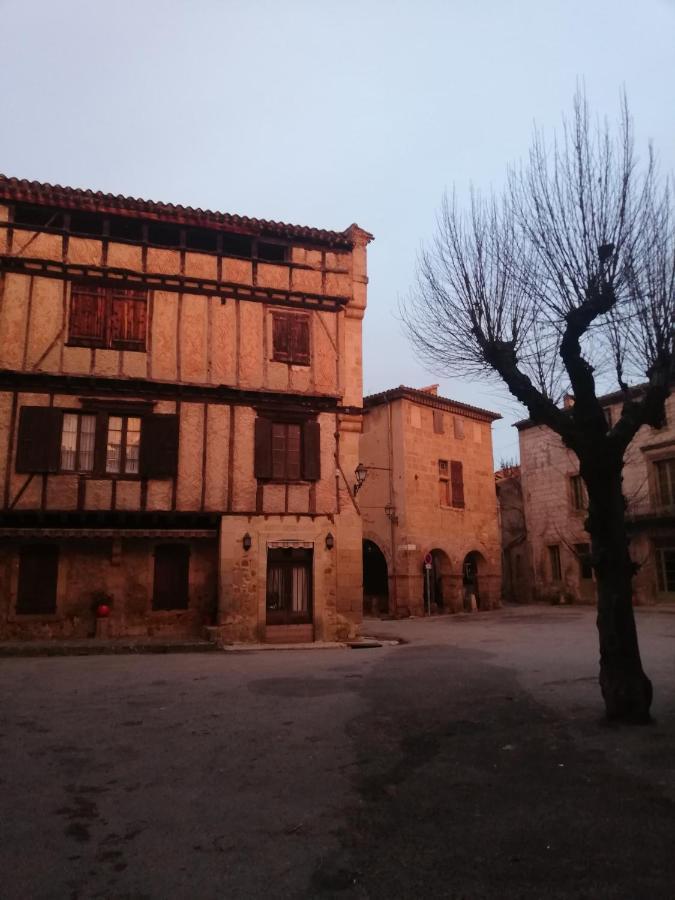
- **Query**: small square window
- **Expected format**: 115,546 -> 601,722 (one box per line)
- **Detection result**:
570,474 -> 587,510
548,545 -> 562,581
69,284 -> 148,351
655,458 -> 675,506
271,313 -> 310,366
574,543 -> 593,579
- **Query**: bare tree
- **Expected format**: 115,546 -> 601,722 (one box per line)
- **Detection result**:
403,92 -> 675,723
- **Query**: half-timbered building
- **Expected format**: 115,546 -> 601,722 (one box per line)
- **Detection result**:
0,176 -> 371,642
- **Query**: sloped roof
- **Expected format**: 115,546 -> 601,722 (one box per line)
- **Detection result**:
363,385 -> 501,423
0,174 -> 373,249
514,383 -> 649,431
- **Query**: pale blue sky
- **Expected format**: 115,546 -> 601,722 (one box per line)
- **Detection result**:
1,0 -> 673,463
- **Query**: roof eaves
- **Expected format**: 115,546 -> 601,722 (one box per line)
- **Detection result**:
364,385 -> 501,423
0,174 -> 369,248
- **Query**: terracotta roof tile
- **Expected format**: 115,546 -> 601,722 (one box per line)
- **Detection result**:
363,385 -> 501,422
0,174 -> 373,248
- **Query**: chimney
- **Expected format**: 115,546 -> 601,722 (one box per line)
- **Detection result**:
419,384 -> 439,396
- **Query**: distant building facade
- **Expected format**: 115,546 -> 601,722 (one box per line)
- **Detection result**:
0,175 -> 372,643
359,385 -> 502,617
518,390 -> 675,605
495,465 -> 531,603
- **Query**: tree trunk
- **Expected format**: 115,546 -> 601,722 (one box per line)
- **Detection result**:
584,458 -> 653,723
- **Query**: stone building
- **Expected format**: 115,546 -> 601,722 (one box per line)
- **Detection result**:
0,175 -> 371,642
495,465 -> 531,603
518,389 -> 675,605
359,385 -> 502,617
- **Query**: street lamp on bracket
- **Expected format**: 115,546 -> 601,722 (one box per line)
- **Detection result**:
353,462 -> 368,496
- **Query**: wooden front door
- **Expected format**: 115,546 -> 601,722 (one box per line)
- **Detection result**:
266,548 -> 313,625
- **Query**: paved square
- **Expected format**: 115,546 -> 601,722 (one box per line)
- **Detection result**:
2,606 -> 675,898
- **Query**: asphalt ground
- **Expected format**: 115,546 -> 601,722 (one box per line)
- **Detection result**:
2,604 -> 675,899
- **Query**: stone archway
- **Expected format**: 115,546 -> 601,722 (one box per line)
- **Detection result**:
462,550 -> 488,610
363,539 -> 389,616
422,549 -> 452,613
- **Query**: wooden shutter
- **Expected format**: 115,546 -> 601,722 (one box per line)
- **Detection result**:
302,420 -> 321,481
272,314 -> 290,362
17,545 -> 59,614
15,406 -> 62,473
450,460 -> 465,508
254,417 -> 273,479
139,414 -> 179,478
153,544 -> 190,610
290,316 -> 310,366
69,285 -> 106,345
110,288 -> 147,350
433,410 -> 444,434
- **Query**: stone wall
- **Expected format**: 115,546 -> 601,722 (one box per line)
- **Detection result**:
361,393 -> 501,616
0,538 -> 217,640
519,391 -> 675,605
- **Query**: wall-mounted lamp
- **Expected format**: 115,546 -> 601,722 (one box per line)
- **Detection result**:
353,462 -> 368,496
384,504 -> 398,525
242,532 -> 252,552
325,532 -> 335,551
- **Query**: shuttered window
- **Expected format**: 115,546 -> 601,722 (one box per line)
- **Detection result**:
570,474 -> 587,510
438,459 -> 450,506
254,417 -> 320,482
17,545 -> 59,615
69,283 -> 147,350
16,406 -> 178,479
271,313 -> 310,366
548,545 -> 562,581
152,544 -> 190,610
450,460 -> 465,508
272,423 -> 301,480
433,410 -> 444,434
655,458 -> 675,506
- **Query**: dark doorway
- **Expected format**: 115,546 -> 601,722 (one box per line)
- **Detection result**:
153,544 -> 190,610
266,547 -> 313,625
17,544 -> 59,615
363,540 -> 389,616
423,549 -> 451,612
462,551 -> 484,610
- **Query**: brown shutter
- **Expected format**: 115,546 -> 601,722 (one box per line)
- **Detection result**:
17,544 -> 59,614
302,419 -> 321,481
450,460 -> 465,508
69,284 -> 106,344
291,317 -> 310,365
433,410 -> 444,434
272,314 -> 290,362
254,417 -> 273,479
110,289 -> 147,349
15,406 -> 62,473
153,544 -> 190,610
139,414 -> 179,478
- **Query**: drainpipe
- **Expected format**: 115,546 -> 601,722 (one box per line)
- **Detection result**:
387,402 -> 398,613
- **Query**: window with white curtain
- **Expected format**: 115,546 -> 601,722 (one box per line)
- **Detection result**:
60,413 -> 96,472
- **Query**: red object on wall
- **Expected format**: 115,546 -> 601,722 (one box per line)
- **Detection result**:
96,604 -> 111,618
